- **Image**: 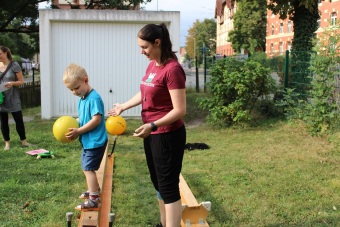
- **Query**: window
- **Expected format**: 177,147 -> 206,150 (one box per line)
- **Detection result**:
279,42 -> 283,55
287,42 -> 291,51
317,19 -> 321,28
270,43 -> 274,54
59,0 -> 75,4
271,25 -> 275,35
330,36 -> 337,50
331,12 -> 337,26
280,23 -> 284,33
229,8 -> 234,18
287,21 -> 292,33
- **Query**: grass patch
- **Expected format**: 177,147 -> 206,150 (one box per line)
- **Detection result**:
1,91 -> 340,226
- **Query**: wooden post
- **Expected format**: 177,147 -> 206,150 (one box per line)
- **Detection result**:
179,174 -> 211,227
66,212 -> 73,227
108,213 -> 115,227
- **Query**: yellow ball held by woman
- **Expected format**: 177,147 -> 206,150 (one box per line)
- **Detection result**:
106,116 -> 126,135
53,116 -> 79,143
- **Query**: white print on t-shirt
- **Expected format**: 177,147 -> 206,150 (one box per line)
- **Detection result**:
141,80 -> 155,87
146,72 -> 156,83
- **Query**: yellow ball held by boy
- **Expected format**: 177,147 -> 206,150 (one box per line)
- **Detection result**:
105,116 -> 126,135
53,116 -> 79,143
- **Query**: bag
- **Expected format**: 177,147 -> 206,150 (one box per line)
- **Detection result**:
0,61 -> 13,105
0,92 -> 3,104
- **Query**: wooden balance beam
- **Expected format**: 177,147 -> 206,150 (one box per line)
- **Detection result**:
180,174 -> 211,227
77,141 -> 115,227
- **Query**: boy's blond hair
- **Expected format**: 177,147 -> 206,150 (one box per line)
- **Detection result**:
63,63 -> 88,84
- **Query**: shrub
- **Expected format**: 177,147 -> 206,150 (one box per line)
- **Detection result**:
198,57 -> 276,126
276,25 -> 340,135
303,25 -> 340,135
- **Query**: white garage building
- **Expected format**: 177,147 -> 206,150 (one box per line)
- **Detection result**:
39,9 -> 180,119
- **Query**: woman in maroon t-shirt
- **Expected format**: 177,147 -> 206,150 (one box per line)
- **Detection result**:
108,23 -> 186,227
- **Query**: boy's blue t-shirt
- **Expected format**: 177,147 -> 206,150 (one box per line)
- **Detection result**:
78,89 -> 108,149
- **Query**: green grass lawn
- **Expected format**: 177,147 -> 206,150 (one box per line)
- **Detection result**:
1,92 -> 340,226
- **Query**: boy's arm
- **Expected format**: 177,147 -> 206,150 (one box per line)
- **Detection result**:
66,114 -> 102,140
77,114 -> 102,135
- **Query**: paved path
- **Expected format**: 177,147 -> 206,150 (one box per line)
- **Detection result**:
9,116 -> 34,124
184,67 -> 211,89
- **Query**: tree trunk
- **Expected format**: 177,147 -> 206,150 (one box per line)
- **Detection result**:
289,2 -> 319,96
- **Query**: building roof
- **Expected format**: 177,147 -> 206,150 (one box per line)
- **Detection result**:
215,0 -> 234,18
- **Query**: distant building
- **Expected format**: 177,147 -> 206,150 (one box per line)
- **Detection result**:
179,47 -> 187,63
52,0 -> 140,10
214,0 -> 339,57
266,0 -> 339,57
214,0 -> 236,56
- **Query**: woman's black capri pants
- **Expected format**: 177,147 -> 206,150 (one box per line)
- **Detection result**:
143,125 -> 186,204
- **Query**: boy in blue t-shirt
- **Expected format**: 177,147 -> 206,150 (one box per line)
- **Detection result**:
63,63 -> 108,211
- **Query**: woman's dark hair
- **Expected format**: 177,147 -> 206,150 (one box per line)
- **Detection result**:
0,46 -> 13,61
138,23 -> 177,65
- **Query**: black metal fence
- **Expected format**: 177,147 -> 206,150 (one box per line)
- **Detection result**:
269,50 -> 313,93
283,50 -> 314,96
18,81 -> 41,108
270,50 -> 340,100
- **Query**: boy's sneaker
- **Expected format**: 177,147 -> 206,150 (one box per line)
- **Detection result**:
75,197 -> 101,211
79,191 -> 90,199
79,188 -> 101,199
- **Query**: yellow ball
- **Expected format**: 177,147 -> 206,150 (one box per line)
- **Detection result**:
53,116 -> 79,143
106,116 -> 126,135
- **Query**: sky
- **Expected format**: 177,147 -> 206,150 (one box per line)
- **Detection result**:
141,0 -> 216,46
39,0 -> 216,46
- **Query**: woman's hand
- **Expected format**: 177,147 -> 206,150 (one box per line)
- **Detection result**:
108,103 -> 124,116
5,81 -> 13,88
133,123 -> 153,139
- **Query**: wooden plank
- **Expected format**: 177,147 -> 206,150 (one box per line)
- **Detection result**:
96,144 -> 109,187
181,204 -> 209,227
78,212 -> 98,227
181,219 -> 210,227
98,154 -> 114,225
179,174 -> 210,227
78,143 -> 109,227
179,174 -> 199,207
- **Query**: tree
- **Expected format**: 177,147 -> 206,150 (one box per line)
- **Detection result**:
185,19 -> 216,65
0,0 -> 41,34
0,0 -> 152,33
0,28 -> 38,59
268,0 -> 320,52
51,0 -> 152,10
0,0 -> 151,58
228,0 -> 267,54
267,0 -> 320,93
